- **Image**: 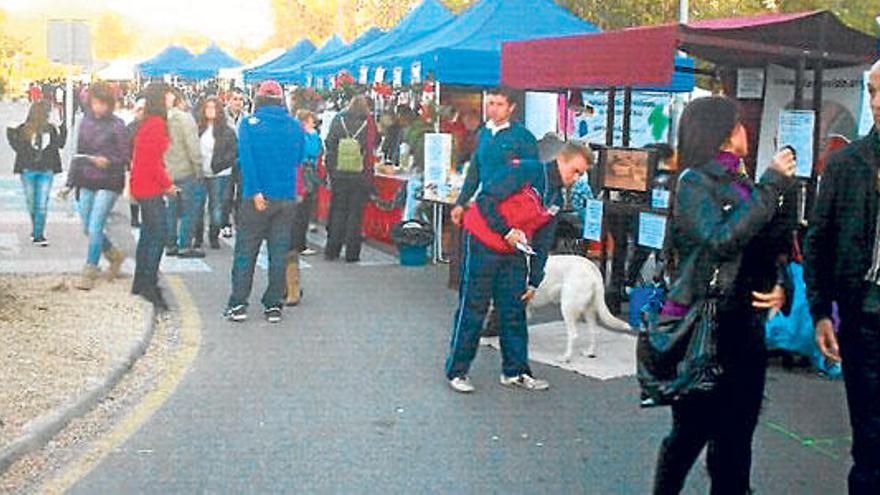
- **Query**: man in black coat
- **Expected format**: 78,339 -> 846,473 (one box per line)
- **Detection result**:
804,60 -> 880,495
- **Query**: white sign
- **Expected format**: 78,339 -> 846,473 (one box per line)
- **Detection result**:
393,67 -> 403,88
777,110 -> 816,179
638,213 -> 667,250
573,91 -> 673,147
525,91 -> 559,139
584,199 -> 604,241
358,66 -> 369,85
423,133 -> 454,203
411,62 -> 422,85
375,67 -> 386,84
737,68 -> 765,99
757,64 -> 867,178
305,74 -> 314,88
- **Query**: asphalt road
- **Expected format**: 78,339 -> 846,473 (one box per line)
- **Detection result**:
0,101 -> 854,494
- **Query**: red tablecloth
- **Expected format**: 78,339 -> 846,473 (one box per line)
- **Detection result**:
314,175 -> 406,245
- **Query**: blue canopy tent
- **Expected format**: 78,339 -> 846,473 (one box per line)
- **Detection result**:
363,0 -> 598,87
262,34 -> 348,84
176,44 -> 242,80
305,0 -> 455,81
138,46 -> 194,78
298,27 -> 388,83
244,39 -> 316,83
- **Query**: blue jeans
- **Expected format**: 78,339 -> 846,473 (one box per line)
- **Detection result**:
77,188 -> 118,266
228,199 -> 296,309
445,233 -> 531,380
166,177 -> 206,249
20,169 -> 54,239
207,175 -> 231,230
132,195 -> 167,296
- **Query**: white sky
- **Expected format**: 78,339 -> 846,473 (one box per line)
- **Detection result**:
0,0 -> 274,47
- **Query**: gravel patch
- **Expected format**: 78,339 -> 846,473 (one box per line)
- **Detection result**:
0,275 -> 144,450
0,312 -> 180,494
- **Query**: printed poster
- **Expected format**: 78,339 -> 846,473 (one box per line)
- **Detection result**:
638,212 -> 667,250
777,110 -> 816,179
583,199 -> 604,241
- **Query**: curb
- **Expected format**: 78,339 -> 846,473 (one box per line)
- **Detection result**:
0,300 -> 157,473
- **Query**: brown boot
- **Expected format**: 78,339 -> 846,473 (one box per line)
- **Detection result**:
75,264 -> 100,291
104,248 -> 126,281
285,251 -> 302,307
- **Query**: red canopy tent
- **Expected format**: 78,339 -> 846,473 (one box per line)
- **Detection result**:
502,10 -> 877,91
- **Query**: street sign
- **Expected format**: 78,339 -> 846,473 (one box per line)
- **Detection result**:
47,20 -> 92,67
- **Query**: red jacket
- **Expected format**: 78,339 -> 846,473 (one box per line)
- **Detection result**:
130,116 -> 172,200
462,185 -> 553,254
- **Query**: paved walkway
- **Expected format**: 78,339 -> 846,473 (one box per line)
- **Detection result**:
0,102 -> 855,493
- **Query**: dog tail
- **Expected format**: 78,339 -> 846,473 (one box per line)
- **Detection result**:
594,283 -> 633,332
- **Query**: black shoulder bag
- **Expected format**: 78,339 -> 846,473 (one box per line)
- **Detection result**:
636,169 -> 724,408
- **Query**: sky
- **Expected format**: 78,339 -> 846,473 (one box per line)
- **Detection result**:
0,0 -> 274,47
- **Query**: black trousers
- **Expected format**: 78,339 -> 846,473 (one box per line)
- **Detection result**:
653,309 -> 767,495
840,301 -> 880,495
132,196 -> 167,297
326,175 -> 368,262
290,190 -> 316,252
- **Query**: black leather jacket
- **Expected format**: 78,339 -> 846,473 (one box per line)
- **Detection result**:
666,161 -> 795,313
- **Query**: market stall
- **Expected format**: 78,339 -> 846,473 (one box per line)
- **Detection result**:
244,40 -> 316,83
175,44 -> 241,81
138,45 -> 194,78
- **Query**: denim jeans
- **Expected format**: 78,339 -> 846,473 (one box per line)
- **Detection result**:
20,169 -> 54,239
228,199 -> 296,309
326,175 -> 368,261
166,176 -> 206,249
132,196 -> 167,297
207,175 -> 231,231
77,188 -> 118,266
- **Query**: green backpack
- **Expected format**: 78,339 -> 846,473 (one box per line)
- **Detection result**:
337,118 -> 368,173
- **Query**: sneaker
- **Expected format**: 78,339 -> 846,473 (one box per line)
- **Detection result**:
178,249 -> 206,259
500,374 -> 550,391
224,304 -> 247,322
221,226 -> 233,238
300,247 -> 317,256
264,306 -> 283,324
32,236 -> 49,247
448,376 -> 475,394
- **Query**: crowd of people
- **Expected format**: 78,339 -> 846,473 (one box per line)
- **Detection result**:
6,58 -> 880,494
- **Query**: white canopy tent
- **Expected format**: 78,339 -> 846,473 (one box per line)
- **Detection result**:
96,59 -> 138,81
218,48 -> 286,86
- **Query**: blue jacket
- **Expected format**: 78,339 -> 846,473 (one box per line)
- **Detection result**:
303,130 -> 322,164
238,104 -> 305,200
456,122 -> 539,206
477,160 -> 565,288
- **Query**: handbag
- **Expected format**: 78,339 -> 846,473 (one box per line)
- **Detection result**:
636,270 -> 723,408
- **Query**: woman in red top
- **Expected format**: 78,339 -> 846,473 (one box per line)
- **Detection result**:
130,83 -> 177,311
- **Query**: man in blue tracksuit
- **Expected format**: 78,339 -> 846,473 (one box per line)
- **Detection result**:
224,80 -> 305,324
446,143 -> 592,393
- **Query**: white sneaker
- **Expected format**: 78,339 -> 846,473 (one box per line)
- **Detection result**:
500,374 -> 549,391
448,376 -> 475,393
300,247 -> 318,256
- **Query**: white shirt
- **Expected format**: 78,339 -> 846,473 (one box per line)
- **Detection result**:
200,126 -> 222,177
485,119 -> 511,136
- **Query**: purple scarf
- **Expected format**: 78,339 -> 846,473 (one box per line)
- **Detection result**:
660,152 -> 750,317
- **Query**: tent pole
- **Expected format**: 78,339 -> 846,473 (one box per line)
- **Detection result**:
605,88 -> 616,146
563,90 -> 570,140
434,80 -> 441,133
793,57 -> 806,109
481,90 -> 488,122
622,87 -> 633,147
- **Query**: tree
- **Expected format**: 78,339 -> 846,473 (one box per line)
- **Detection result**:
94,13 -> 134,61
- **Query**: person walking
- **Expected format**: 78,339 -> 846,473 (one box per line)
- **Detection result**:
446,143 -> 591,393
6,100 -> 66,247
130,83 -> 177,310
126,97 -> 146,228
290,109 -> 323,256
324,95 -> 376,263
804,60 -> 880,495
651,97 -> 796,494
223,81 -> 304,324
197,96 -> 238,249
163,89 -> 204,258
68,83 -> 130,290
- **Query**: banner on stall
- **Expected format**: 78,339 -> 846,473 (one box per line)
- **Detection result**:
583,199 -> 604,241
358,66 -> 369,85
737,68 -> 765,99
423,133 -> 454,203
393,67 -> 403,87
757,64 -> 867,178
375,67 -> 386,84
777,110 -> 816,179
566,91 -> 673,148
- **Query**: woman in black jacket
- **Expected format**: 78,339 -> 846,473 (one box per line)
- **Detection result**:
197,96 -> 238,249
652,97 -> 797,494
6,100 -> 66,246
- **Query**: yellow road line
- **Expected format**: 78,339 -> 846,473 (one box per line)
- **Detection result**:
41,276 -> 202,495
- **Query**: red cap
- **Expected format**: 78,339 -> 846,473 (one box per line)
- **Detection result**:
257,80 -> 283,98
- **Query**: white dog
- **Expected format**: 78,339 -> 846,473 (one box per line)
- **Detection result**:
528,255 -> 632,362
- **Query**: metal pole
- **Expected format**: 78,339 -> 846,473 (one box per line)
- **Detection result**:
605,88 -> 616,146
622,87 -> 633,147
